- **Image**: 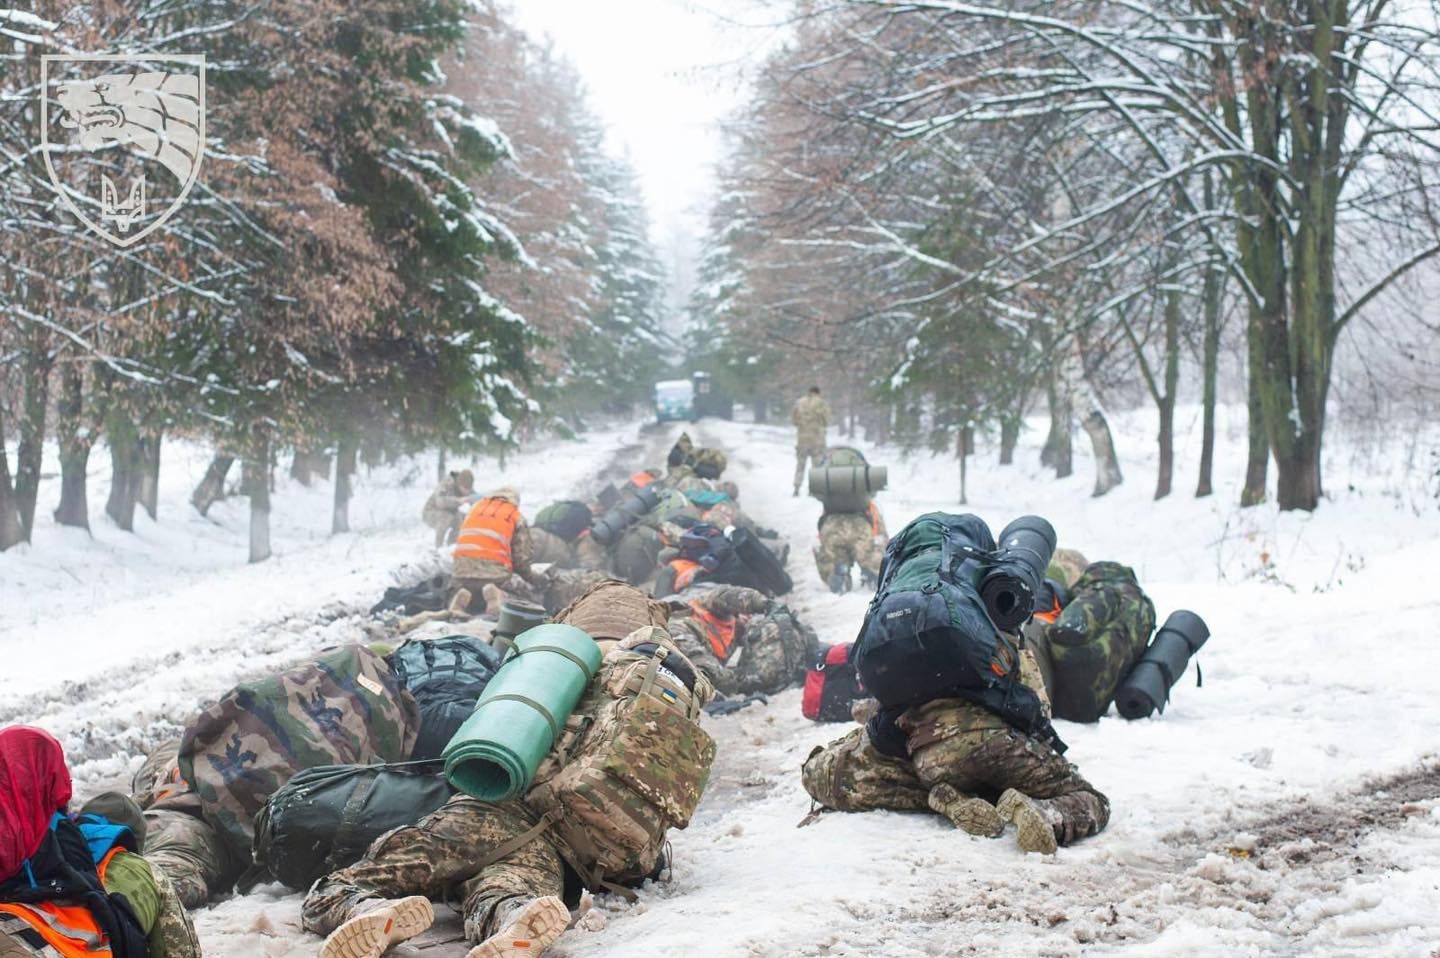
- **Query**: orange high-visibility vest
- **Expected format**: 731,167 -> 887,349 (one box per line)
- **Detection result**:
670,559 -> 704,592
689,601 -> 738,660
866,501 -> 884,537
0,847 -> 124,957
1032,592 -> 1064,625
628,471 -> 656,489
454,498 -> 520,568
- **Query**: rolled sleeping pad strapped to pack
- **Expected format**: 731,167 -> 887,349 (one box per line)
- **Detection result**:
443,624 -> 602,801
979,515 -> 1057,631
1114,610 -> 1210,720
809,465 -> 888,514
591,484 -> 663,546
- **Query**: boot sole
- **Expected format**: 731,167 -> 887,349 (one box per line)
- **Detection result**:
998,788 -> 1058,855
322,896 -> 435,958
465,896 -> 570,958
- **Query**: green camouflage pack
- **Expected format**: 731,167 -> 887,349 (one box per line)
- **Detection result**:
1045,561 -> 1155,722
526,627 -> 716,886
177,644 -> 419,861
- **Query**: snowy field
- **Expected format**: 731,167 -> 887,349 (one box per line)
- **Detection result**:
4,406 -> 1440,957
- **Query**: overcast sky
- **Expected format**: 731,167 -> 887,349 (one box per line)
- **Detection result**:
508,0 -> 788,318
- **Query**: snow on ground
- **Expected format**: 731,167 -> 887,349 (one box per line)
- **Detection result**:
0,421 -> 646,795
5,404 -> 1440,957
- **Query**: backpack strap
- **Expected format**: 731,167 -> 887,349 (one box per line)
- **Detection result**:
468,809 -> 560,874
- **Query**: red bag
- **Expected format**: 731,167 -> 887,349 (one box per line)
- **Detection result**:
801,644 -> 864,722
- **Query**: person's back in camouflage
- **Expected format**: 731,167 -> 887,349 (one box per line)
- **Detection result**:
814,508 -> 887,593
666,585 -> 818,696
303,588 -> 716,958
1036,561 -> 1156,723
802,628 -> 1110,854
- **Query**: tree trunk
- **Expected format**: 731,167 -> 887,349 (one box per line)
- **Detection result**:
0,404 -> 25,549
333,437 -> 356,534
1040,377 -> 1072,478
437,448 -> 447,483
244,441 -> 272,563
1155,287 -> 1181,500
1196,261 -> 1221,498
1241,312 -> 1269,507
191,454 -> 234,517
105,416 -> 142,532
15,340 -> 52,541
290,449 -> 314,487
1067,344 -> 1122,497
999,414 -> 1021,466
51,364 -> 90,531
139,429 -> 161,519
957,426 -> 969,505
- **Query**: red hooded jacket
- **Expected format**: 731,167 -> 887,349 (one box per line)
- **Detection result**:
0,726 -> 72,881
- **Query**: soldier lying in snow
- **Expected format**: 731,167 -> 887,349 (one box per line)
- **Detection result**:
305,582 -> 716,958
666,584 -> 818,697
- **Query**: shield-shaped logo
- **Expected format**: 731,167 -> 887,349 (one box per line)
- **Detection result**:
40,54 -> 205,247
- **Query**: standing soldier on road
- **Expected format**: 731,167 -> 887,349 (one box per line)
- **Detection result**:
791,386 -> 831,496
422,469 -> 476,546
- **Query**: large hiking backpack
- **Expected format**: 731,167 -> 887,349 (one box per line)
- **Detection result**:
388,636 -> 504,761
809,465 -> 887,515
818,446 -> 868,468
802,643 -> 864,722
1046,562 -> 1155,723
592,485 -> 663,546
525,630 -> 716,889
178,644 -> 419,861
852,513 -> 1063,751
613,526 -> 664,585
535,500 -> 593,543
247,762 -> 453,891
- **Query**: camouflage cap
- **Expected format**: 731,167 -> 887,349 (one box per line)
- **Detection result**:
488,486 -> 520,504
693,448 -> 727,479
79,791 -> 147,851
553,578 -> 669,642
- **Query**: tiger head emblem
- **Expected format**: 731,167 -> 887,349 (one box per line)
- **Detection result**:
53,71 -> 202,184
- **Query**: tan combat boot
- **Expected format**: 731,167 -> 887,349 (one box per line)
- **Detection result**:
997,788 -> 1061,855
321,896 -> 434,958
927,783 -> 1003,837
465,896 -> 569,958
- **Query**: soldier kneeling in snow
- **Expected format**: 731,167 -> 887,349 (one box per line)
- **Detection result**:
304,582 -> 716,958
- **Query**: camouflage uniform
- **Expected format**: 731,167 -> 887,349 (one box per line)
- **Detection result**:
130,738 -> 239,908
303,796 -> 564,944
421,475 -> 473,547
540,568 -> 612,615
802,643 -> 1108,850
305,624 -> 714,952
667,585 -> 818,696
1030,561 -> 1155,723
791,393 -> 831,493
814,508 -> 887,588
1046,547 -> 1090,589
528,526 -> 576,568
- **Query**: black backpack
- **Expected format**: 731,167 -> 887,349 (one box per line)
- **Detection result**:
388,636 -> 504,761
535,500 -> 593,542
853,513 -> 1064,752
369,573 -> 450,616
247,762 -> 454,891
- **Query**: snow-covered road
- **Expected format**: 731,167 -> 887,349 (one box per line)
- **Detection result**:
5,407 -> 1438,957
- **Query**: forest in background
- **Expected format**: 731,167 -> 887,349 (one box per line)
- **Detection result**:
687,0 -> 1440,510
0,0 -> 671,558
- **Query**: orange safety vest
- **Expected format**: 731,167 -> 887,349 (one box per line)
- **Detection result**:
454,498 -> 520,569
0,848 -> 123,957
628,471 -> 656,489
670,559 -> 704,592
689,601 -> 738,660
866,501 -> 884,537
